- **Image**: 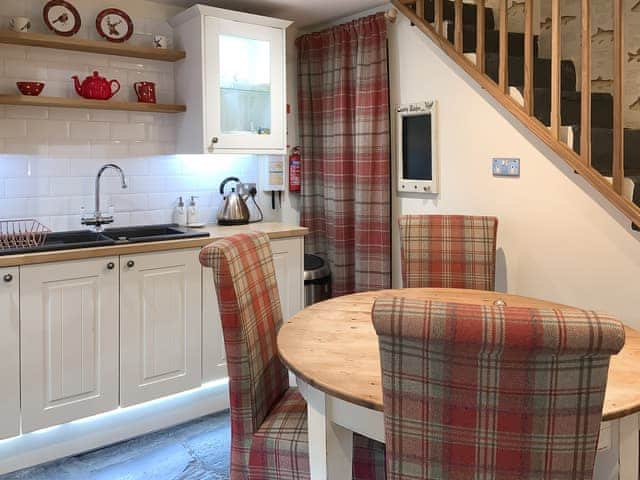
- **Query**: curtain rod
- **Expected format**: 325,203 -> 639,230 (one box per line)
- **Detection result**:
384,7 -> 398,23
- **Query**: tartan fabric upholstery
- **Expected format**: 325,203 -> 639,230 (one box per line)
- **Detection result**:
200,232 -> 386,479
372,297 -> 625,480
399,215 -> 498,290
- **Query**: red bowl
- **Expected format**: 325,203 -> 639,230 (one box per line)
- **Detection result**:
16,82 -> 45,96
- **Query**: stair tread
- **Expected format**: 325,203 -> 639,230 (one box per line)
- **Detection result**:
445,23 -> 539,57
424,0 -> 495,30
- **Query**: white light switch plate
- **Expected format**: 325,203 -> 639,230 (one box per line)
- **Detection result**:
493,158 -> 520,177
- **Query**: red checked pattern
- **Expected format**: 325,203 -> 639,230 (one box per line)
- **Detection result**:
399,215 -> 498,290
200,232 -> 386,479
297,13 -> 391,296
372,297 -> 625,480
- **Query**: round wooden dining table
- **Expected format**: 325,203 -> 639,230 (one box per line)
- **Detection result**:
277,288 -> 640,480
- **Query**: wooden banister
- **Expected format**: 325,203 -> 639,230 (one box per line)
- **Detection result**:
524,0 -> 534,115
476,0 -> 486,73
390,0 -> 640,228
613,0 -> 624,194
581,0 -> 592,165
454,0 -> 463,52
498,0 -> 508,92
550,0 -> 561,139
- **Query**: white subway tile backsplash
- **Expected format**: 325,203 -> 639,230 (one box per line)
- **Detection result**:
27,120 -> 70,140
5,106 -> 48,120
0,0 -> 266,230
70,121 -> 110,140
111,123 -> 146,141
0,119 -> 27,138
4,59 -> 47,80
6,178 -> 50,197
88,110 -> 129,123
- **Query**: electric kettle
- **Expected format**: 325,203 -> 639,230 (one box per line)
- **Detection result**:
217,177 -> 251,225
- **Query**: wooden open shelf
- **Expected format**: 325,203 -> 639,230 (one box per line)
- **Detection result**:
0,95 -> 186,113
0,30 -> 185,62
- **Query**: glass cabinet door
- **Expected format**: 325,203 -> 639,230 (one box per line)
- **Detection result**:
205,17 -> 285,152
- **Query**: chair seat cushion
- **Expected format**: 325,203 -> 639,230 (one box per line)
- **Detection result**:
249,388 -> 310,479
249,387 -> 386,480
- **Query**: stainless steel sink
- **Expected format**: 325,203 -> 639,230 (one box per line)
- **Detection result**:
102,224 -> 210,243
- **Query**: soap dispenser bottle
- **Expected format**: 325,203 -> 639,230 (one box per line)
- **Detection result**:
187,195 -> 200,226
174,196 -> 187,226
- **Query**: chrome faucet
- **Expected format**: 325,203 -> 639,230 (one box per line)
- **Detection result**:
81,163 -> 127,230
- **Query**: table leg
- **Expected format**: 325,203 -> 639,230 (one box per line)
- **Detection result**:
619,413 -> 639,480
305,382 -> 354,480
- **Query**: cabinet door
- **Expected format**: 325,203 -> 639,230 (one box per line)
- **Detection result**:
20,258 -> 119,433
202,238 -> 304,382
205,16 -> 285,152
0,267 -> 19,440
120,249 -> 202,407
272,238 -> 304,321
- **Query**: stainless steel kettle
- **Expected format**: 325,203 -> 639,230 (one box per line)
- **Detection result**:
217,177 -> 250,225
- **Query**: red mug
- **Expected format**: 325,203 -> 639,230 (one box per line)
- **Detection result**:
134,81 -> 156,104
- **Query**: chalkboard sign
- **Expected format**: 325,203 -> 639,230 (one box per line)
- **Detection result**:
396,101 -> 438,194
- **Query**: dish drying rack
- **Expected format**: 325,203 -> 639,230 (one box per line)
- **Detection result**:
0,219 -> 51,251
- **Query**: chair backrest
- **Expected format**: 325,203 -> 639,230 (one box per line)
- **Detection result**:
200,233 -> 288,442
398,215 -> 498,290
372,297 -> 625,480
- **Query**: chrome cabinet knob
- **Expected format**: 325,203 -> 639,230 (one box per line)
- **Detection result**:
3,274 -> 12,283
107,262 -> 115,270
127,260 -> 135,268
208,137 -> 219,153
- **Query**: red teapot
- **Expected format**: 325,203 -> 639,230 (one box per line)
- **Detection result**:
72,71 -> 120,100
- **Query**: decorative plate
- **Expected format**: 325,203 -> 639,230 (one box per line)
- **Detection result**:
96,8 -> 134,43
43,0 -> 81,37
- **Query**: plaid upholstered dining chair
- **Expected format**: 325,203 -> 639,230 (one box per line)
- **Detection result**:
199,232 -> 386,480
398,215 -> 499,290
372,297 -> 625,480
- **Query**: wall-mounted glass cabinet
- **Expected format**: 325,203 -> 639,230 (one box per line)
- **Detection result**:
171,6 -> 290,154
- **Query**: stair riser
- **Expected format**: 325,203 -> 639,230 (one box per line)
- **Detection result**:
446,23 -> 539,58
424,0 -> 495,30
572,127 -> 640,177
485,55 -> 577,91
533,92 -> 613,129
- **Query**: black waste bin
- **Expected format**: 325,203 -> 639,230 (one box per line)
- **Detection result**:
304,254 -> 331,306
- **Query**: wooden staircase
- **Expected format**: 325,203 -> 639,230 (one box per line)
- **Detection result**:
392,0 -> 640,228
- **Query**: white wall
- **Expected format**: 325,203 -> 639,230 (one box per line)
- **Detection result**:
0,0 -> 285,230
388,13 -> 640,327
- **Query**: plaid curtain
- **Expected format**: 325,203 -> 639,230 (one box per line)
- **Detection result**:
297,13 -> 391,296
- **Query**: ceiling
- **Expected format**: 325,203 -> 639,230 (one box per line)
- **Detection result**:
152,0 -> 388,28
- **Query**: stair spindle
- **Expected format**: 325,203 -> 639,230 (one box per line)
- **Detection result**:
435,0 -> 443,35
416,0 -> 424,20
476,0 -> 486,73
523,0 -> 534,115
613,0 -> 624,194
454,0 -> 463,52
498,0 -> 508,93
550,0 -> 561,139
580,0 -> 591,165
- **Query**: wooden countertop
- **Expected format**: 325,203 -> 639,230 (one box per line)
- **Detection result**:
0,222 -> 308,267
277,288 -> 640,422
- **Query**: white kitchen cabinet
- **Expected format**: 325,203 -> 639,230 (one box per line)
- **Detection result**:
120,249 -> 202,407
0,267 -> 19,440
171,5 -> 291,154
20,258 -> 119,433
202,237 -> 304,382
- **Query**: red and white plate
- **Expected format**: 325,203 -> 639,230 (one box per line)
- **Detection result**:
96,8 -> 134,43
43,0 -> 81,37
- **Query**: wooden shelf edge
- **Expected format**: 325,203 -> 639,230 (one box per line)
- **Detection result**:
0,30 -> 185,62
0,95 -> 186,113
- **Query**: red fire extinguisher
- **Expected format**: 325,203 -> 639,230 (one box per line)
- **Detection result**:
289,146 -> 301,192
